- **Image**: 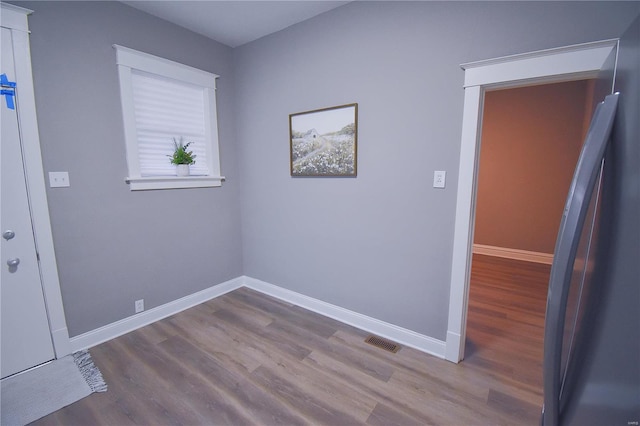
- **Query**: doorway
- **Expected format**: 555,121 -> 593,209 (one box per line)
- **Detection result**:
1,25 -> 56,379
1,3 -> 70,376
474,81 -> 595,262
463,79 -> 595,397
444,39 -> 619,363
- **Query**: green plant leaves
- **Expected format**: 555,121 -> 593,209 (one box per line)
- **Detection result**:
168,137 -> 196,165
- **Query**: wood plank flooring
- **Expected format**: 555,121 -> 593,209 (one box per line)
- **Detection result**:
465,254 -> 551,418
33,255 -> 550,425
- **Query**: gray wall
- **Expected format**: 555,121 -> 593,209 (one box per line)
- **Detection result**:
15,1 -> 639,343
234,1 -> 639,339
18,1 -> 243,336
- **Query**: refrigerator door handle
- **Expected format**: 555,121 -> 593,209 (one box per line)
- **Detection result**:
542,93 -> 619,426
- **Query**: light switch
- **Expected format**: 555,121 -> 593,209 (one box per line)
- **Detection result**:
49,171 -> 70,188
433,170 -> 446,188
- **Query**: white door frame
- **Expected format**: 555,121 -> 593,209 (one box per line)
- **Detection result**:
445,39 -> 619,363
2,3 -> 71,358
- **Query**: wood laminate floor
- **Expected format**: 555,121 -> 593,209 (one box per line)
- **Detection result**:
33,255 -> 549,425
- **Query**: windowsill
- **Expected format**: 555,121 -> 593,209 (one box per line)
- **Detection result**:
125,175 -> 225,191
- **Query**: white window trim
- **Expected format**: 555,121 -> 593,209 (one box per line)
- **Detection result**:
114,44 -> 224,190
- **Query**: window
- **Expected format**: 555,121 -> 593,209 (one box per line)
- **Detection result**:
114,45 -> 223,190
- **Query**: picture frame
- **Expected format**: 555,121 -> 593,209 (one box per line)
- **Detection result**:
289,103 -> 358,177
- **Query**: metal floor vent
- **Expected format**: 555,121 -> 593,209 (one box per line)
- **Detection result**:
364,335 -> 401,353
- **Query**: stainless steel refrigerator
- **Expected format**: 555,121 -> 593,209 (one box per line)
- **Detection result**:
542,16 -> 640,426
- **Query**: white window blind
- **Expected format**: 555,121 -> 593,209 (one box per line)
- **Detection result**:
131,70 -> 209,176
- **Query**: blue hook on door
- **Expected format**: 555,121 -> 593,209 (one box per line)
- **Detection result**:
1,73 -> 17,110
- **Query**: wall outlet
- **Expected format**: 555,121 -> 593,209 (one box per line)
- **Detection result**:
433,170 -> 446,188
49,171 -> 70,188
135,299 -> 144,313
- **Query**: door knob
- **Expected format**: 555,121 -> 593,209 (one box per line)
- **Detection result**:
3,230 -> 15,240
7,258 -> 20,267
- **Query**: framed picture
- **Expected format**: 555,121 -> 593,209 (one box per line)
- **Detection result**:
289,103 -> 358,176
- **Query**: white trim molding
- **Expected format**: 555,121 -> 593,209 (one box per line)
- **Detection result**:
114,44 -> 218,88
70,277 -> 243,352
446,39 -> 619,363
70,276 -> 446,360
473,244 -> 554,265
125,175 -> 225,191
0,2 -> 31,31
244,277 -> 447,359
461,39 -> 619,89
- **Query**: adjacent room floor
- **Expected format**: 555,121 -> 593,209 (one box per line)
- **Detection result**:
465,254 -> 550,420
33,255 -> 548,425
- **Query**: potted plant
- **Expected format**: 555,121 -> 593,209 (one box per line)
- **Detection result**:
168,137 -> 196,176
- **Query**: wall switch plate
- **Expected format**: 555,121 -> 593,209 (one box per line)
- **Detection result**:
49,171 -> 70,188
135,299 -> 144,313
433,170 -> 446,188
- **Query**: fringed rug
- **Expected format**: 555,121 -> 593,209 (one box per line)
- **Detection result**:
1,350 -> 107,425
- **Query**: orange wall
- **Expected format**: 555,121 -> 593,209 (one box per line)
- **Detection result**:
474,80 -> 594,254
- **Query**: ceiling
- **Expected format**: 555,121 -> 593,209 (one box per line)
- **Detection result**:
122,1 -> 351,48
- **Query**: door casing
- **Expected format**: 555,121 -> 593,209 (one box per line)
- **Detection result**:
1,3 -> 71,359
445,39 -> 619,363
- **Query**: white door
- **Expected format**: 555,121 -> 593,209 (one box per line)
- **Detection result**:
1,26 -> 55,379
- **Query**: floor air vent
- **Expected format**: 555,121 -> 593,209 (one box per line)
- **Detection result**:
364,335 -> 401,353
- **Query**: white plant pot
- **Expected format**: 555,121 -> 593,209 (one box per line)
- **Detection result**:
176,164 -> 190,177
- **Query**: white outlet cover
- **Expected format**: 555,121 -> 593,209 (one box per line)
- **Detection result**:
49,171 -> 70,188
433,170 -> 446,188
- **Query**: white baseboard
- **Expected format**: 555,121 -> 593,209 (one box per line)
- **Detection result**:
69,277 -> 244,352
69,275 -> 447,362
51,327 -> 72,358
243,276 -> 447,359
445,330 -> 463,363
473,243 -> 554,265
